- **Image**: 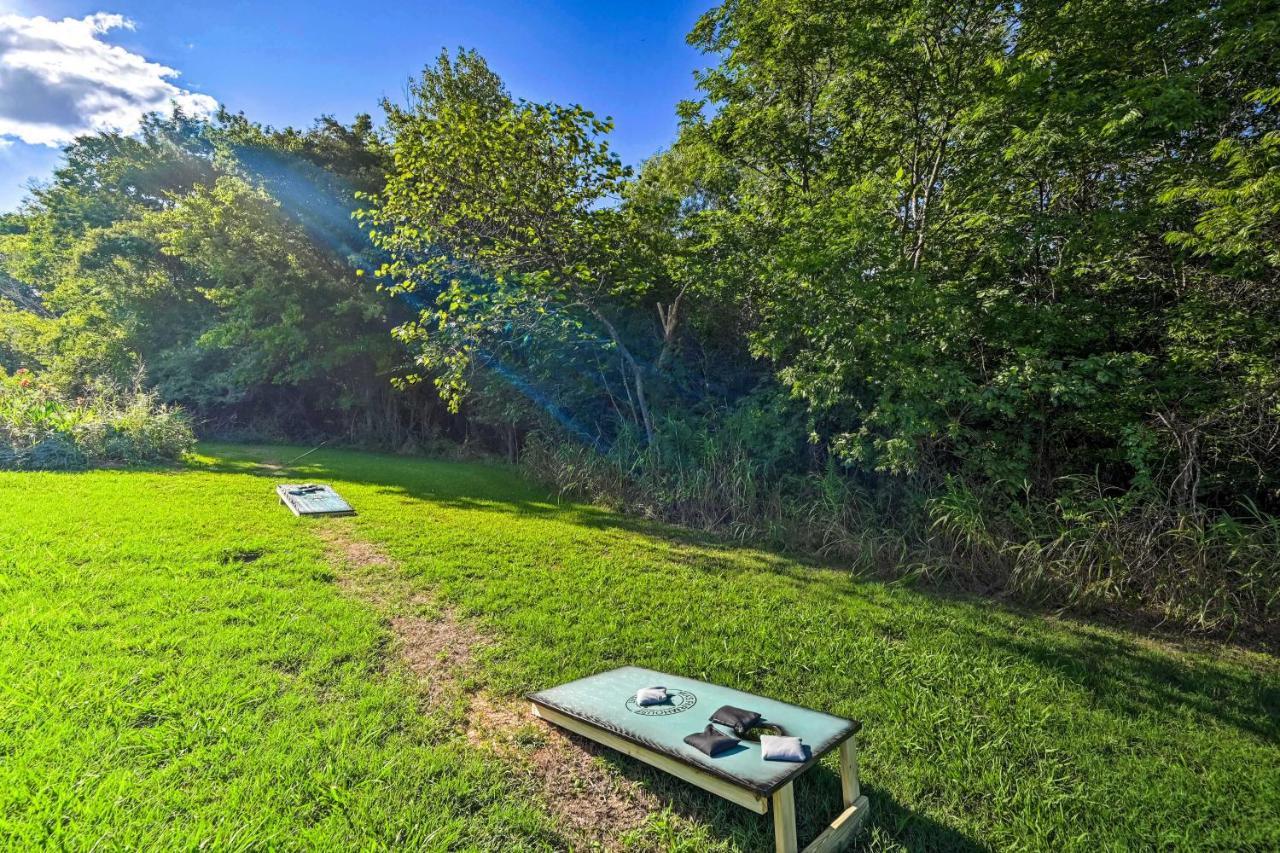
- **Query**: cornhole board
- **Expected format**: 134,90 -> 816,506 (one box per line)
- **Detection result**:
276,483 -> 355,517
528,666 -> 869,852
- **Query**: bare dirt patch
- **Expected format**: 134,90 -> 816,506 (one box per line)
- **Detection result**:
313,520 -> 660,848
391,612 -> 487,693
316,523 -> 395,569
467,693 -> 665,847
315,523 -> 412,610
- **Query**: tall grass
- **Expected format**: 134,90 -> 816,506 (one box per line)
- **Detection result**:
521,418 -> 925,576
929,477 -> 1280,638
521,415 -> 1279,643
0,369 -> 195,469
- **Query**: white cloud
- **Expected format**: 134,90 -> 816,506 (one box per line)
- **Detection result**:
0,12 -> 217,147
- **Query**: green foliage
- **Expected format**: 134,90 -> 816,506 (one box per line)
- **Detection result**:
523,392 -> 1279,638
2,5 -> 1278,636
0,111 -> 433,446
1163,87 -> 1280,275
500,0 -> 1272,636
929,475 -> 1280,634
0,368 -> 194,469
362,50 -> 679,442
672,0 -> 1280,504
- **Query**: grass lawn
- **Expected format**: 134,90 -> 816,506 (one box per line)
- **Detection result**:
1,443 -> 1276,850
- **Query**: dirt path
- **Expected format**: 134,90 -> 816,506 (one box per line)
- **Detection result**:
314,520 -> 669,850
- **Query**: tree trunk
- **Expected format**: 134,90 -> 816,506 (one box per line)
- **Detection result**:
590,306 -> 656,444
655,285 -> 687,372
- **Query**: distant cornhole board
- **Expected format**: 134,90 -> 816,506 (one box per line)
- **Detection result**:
276,483 -> 355,517
529,666 -> 869,852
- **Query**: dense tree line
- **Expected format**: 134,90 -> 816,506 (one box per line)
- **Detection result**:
3,0 -> 1278,638
0,111 -> 464,446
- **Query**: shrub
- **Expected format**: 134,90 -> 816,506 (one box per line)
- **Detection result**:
930,477 -> 1280,638
522,401 -> 1280,643
0,369 -> 195,470
520,404 -> 928,575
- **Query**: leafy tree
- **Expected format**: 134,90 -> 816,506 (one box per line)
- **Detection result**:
0,111 -> 426,443
674,0 -> 1280,511
361,50 -> 667,441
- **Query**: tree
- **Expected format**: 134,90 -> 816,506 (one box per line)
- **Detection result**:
674,0 -> 1280,510
360,50 -> 661,441
0,111 -> 427,443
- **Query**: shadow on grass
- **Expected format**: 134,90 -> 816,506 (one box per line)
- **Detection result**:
959,621 -> 1280,743
194,444 -> 837,570
555,724 -> 988,852
191,446 -> 1280,743
191,446 -> 1280,776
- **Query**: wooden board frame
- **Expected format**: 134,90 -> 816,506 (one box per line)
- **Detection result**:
530,702 -> 870,851
275,483 -> 355,517
528,666 -> 859,797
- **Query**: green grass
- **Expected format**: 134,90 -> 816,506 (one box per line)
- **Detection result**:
1,443 -> 1277,850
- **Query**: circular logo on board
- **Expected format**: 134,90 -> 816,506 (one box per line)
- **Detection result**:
625,689 -> 697,716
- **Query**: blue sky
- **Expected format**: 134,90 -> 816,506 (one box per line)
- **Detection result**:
0,0 -> 711,212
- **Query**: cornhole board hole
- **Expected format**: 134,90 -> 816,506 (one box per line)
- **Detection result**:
276,483 -> 355,517
529,666 -> 869,853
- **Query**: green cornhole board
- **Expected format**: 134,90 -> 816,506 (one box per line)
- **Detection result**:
528,666 -> 869,852
276,483 -> 355,517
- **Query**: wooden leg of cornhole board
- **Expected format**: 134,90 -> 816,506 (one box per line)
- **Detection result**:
795,737 -> 871,853
840,739 -> 860,805
772,782 -> 798,853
